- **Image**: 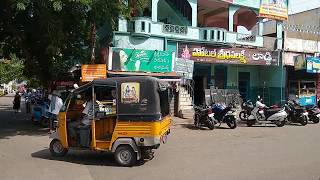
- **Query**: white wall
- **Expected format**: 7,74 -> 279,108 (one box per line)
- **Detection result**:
114,34 -> 165,50
289,0 -> 320,15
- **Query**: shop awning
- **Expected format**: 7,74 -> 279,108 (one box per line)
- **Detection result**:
107,71 -> 180,78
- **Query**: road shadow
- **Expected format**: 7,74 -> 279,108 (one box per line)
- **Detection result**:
286,123 -> 306,126
31,148 -> 146,167
0,95 -> 48,139
180,124 -> 214,130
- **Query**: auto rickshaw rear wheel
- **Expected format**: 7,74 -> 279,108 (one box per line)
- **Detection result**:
49,139 -> 68,157
114,145 -> 137,167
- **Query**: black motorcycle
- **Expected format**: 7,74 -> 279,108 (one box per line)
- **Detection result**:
194,106 -> 215,130
239,100 -> 254,121
284,100 -> 308,126
305,105 -> 320,124
211,102 -> 237,129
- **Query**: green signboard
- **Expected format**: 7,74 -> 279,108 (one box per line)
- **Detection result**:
111,48 -> 173,73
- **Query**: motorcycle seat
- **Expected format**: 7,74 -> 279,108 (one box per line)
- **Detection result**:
265,108 -> 282,112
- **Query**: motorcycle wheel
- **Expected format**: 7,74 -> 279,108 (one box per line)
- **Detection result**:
312,117 -> 320,124
276,120 -> 285,127
300,116 -> 308,126
239,111 -> 248,121
226,116 -> 237,129
194,114 -> 200,128
206,119 -> 215,130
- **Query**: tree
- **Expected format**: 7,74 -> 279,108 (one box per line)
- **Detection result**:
0,0 -> 148,87
0,54 -> 24,84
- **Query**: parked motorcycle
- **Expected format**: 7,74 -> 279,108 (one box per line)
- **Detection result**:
210,102 -> 237,129
284,100 -> 308,126
239,100 -> 254,121
194,106 -> 215,130
246,96 -> 287,127
305,105 -> 320,124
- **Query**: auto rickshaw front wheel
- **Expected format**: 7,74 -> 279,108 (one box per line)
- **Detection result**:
49,139 -> 68,157
114,145 -> 137,167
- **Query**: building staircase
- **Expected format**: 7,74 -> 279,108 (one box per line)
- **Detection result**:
179,87 -> 194,119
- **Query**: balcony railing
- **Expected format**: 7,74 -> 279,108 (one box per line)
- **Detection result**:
119,17 -> 264,47
236,33 -> 256,42
163,24 -> 188,35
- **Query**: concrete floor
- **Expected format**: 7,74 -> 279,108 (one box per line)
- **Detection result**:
0,94 -> 320,180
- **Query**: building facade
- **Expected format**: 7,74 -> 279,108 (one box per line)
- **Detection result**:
282,8 -> 320,106
109,0 -> 286,114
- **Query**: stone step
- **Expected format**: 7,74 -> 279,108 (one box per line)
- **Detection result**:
180,105 -> 193,110
180,101 -> 192,106
179,97 -> 192,102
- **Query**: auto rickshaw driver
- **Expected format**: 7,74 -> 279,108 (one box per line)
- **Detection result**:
68,92 -> 98,140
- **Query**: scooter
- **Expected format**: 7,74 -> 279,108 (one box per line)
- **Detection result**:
284,100 -> 308,126
246,96 -> 287,127
194,106 -> 215,130
31,99 -> 50,127
210,101 -> 237,129
305,105 -> 320,124
239,100 -> 254,121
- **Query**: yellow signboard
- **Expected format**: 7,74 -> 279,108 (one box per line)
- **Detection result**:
81,64 -> 107,82
259,0 -> 288,21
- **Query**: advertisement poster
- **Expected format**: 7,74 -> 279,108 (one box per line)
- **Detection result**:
81,64 -> 107,82
174,58 -> 194,79
177,43 -> 279,66
121,82 -> 140,104
111,48 -> 173,73
294,55 -> 306,70
306,57 -> 320,73
259,0 -> 288,21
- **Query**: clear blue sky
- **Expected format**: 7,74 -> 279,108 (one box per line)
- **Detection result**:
289,0 -> 320,14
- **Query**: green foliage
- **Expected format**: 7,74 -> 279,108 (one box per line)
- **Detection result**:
0,54 -> 24,84
1,0 -> 148,87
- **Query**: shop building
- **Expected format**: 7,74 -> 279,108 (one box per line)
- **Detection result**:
279,8 -> 320,106
110,0 -> 286,116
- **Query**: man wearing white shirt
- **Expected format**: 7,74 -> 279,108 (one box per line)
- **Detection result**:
48,91 -> 63,132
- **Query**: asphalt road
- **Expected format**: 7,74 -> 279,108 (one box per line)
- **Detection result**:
0,94 -> 320,180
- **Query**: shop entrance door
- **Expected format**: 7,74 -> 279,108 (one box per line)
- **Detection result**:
193,65 -> 211,105
238,72 -> 250,101
214,65 -> 227,89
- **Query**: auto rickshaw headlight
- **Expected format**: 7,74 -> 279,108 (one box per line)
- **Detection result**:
140,138 -> 144,143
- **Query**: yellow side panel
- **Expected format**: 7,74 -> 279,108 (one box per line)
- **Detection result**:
58,112 -> 68,148
96,140 -> 111,150
160,116 -> 172,136
110,115 -> 172,149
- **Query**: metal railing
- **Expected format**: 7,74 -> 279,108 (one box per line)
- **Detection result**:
236,33 -> 256,42
163,24 -> 188,35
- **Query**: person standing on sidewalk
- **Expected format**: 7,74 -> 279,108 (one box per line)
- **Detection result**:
13,92 -> 21,113
48,91 -> 63,132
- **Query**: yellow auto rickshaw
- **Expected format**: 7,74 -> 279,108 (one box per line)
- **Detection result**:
49,76 -> 171,166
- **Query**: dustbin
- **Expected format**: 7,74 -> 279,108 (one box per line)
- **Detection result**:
77,126 -> 91,147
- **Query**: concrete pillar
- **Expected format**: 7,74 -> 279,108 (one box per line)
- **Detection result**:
276,21 -> 283,50
258,19 -> 263,36
152,0 -> 160,22
188,0 -> 198,27
229,5 -> 239,32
